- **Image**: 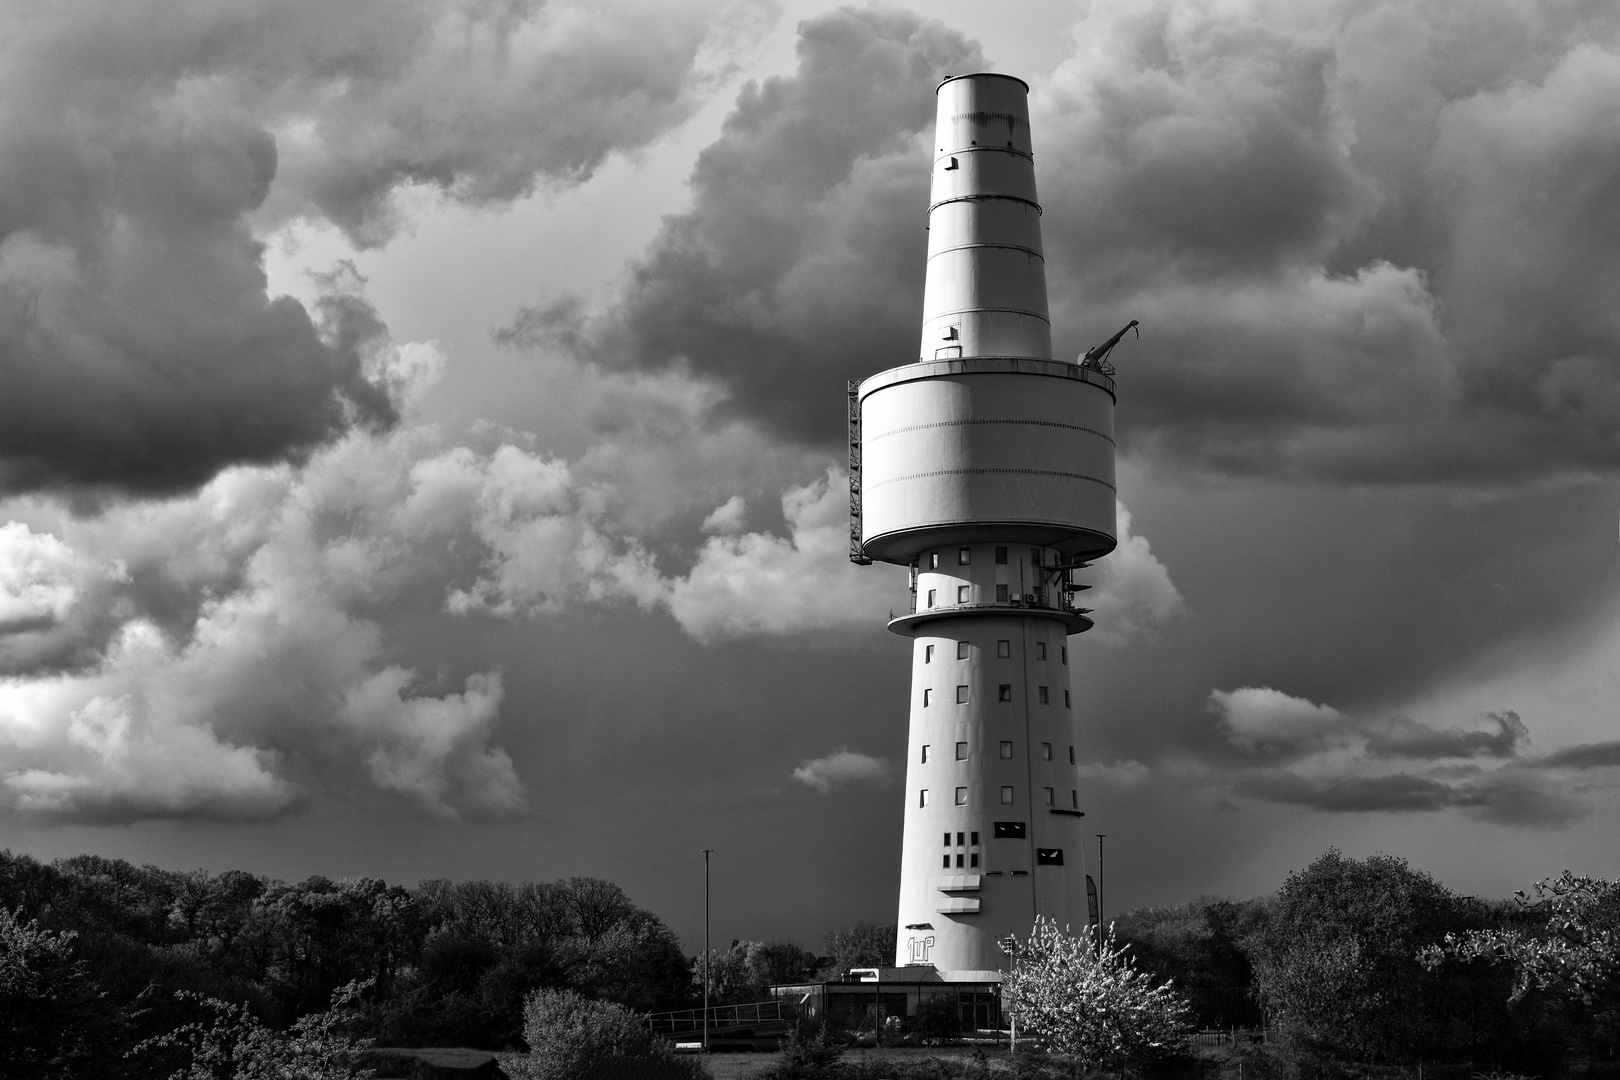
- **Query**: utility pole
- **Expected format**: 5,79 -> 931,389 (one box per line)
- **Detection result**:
1095,834 -> 1106,947
703,848 -> 714,1052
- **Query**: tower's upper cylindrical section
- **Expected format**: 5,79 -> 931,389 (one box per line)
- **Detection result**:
922,73 -> 1051,362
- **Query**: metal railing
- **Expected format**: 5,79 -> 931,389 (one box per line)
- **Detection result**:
644,999 -> 791,1037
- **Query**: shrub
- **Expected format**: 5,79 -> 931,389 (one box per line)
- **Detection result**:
511,987 -> 705,1080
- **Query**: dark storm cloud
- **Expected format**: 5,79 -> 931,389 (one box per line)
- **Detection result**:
533,0 -> 1620,485
505,4 -> 984,441
1234,766 -> 1587,829
1540,740 -> 1620,769
0,0 -> 744,495
1362,710 -> 1529,760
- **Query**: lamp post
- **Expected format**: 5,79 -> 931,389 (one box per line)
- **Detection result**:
703,848 -> 714,1052
1095,834 -> 1105,948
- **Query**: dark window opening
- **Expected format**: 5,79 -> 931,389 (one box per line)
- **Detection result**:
996,584 -> 1009,602
995,546 -> 1007,565
1038,686 -> 1049,704
1036,642 -> 1046,660
998,684 -> 1012,702
957,640 -> 970,660
956,685 -> 969,704
970,853 -> 980,868
997,640 -> 1010,658
956,853 -> 965,868
956,741 -> 968,760
971,831 -> 979,845
958,547 -> 971,565
993,821 -> 1027,839
1037,848 -> 1064,866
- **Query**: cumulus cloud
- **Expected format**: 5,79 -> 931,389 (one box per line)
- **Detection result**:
520,0 -> 1620,487
701,496 -> 749,535
792,748 -> 892,794
0,0 -> 751,495
1083,504 -> 1183,645
1209,686 -> 1345,753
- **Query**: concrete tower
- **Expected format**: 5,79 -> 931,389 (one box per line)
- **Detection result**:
848,73 -> 1119,977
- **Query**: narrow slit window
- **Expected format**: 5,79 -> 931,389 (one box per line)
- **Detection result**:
924,644 -> 934,663
931,552 -> 940,569
970,853 -> 980,868
996,584 -> 1009,602
1040,742 -> 1052,761
958,547 -> 971,565
1069,745 -> 1075,765
1000,786 -> 1015,805
1065,691 -> 1071,709
943,832 -> 951,846
1061,646 -> 1068,665
1036,642 -> 1046,660
995,546 -> 1007,565
1038,686 -> 1050,704
919,789 -> 929,807
1043,787 -> 1054,806
957,640 -> 969,660
923,688 -> 931,707
955,741 -> 968,760
956,685 -> 969,704
921,744 -> 930,763
955,787 -> 967,805
955,853 -> 965,868
1072,790 -> 1079,809
927,589 -> 936,608
957,832 -> 965,846
943,854 -> 951,868
970,831 -> 980,845
957,585 -> 970,604
997,640 -> 1011,658
998,684 -> 1012,702
999,741 -> 1013,759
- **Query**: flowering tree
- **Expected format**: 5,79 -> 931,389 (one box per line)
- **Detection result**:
1001,916 -> 1193,1071
1421,872 -> 1620,1005
131,981 -> 374,1080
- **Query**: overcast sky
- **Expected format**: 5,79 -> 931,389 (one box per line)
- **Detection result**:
3,0 -> 1620,953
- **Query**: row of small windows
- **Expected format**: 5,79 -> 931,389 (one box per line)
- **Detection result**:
921,743 -> 1078,763
922,685 -> 1069,707
925,641 -> 1066,664
926,547 -> 1050,569
925,585 -> 1071,607
918,786 -> 1079,807
945,852 -> 981,868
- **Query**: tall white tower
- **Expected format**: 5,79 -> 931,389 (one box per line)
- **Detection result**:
849,74 -> 1119,976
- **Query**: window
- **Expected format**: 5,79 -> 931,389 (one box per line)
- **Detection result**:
997,640 -> 1010,658
1036,642 -> 1046,660
1040,742 -> 1052,760
993,820 -> 1026,838
957,585 -> 969,604
925,644 -> 934,663
970,853 -> 980,868
1043,787 -> 1054,806
920,789 -> 929,807
923,688 -> 931,707
1036,848 -> 1064,866
1072,790 -> 1079,809
995,546 -> 1007,565
1000,786 -> 1015,804
1038,686 -> 1049,704
970,831 -> 980,845
1061,646 -> 1068,665
956,853 -> 965,868
955,787 -> 967,806
1031,548 -> 1041,566
956,685 -> 969,704
958,547 -> 971,565
998,684 -> 1012,702
955,741 -> 968,760
921,744 -> 930,763
957,640 -> 969,660
999,741 -> 1013,759
927,588 -> 936,608
931,552 -> 940,569
1069,745 -> 1075,764
943,832 -> 951,846
957,832 -> 965,845
943,854 -> 950,868
996,584 -> 1009,601
1065,690 -> 1071,709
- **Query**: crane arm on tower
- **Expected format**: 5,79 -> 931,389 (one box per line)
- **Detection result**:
1079,319 -> 1139,375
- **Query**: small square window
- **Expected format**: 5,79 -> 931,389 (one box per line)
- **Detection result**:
995,546 -> 1007,565
921,744 -> 930,763
931,552 -> 940,569
956,853 -> 965,868
1043,787 -> 1054,806
955,787 -> 968,805
925,644 -> 934,663
999,741 -> 1013,759
1000,786 -> 1015,805
1065,691 -> 1071,709
970,853 -> 980,868
997,640 -> 1010,658
1041,743 -> 1052,761
1072,790 -> 1079,809
996,584 -> 1009,602
957,832 -> 965,845
1061,646 -> 1068,665
955,741 -> 968,760
956,685 -> 968,704
958,547 -> 971,565
943,832 -> 951,846
927,589 -> 936,608
923,688 -> 931,707
998,684 -> 1012,702
1036,642 -> 1046,660
957,640 -> 969,660
943,854 -> 951,868
970,831 -> 980,845
957,585 -> 970,604
1038,686 -> 1049,704
920,789 -> 929,807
